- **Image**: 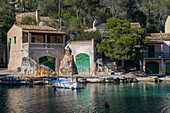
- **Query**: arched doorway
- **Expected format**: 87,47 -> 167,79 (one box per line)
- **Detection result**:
146,61 -> 159,74
166,62 -> 170,75
39,56 -> 55,71
75,53 -> 90,74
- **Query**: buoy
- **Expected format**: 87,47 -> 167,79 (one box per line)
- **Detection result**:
105,102 -> 109,107
71,87 -> 75,90
53,87 -> 56,90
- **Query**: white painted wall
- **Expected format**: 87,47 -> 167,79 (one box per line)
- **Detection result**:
163,41 -> 170,53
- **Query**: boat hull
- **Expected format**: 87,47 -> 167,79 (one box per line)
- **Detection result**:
52,81 -> 80,89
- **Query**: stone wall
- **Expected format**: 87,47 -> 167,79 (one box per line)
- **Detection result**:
7,24 -> 27,70
16,12 -> 35,22
21,57 -> 56,77
16,12 -> 51,22
66,39 -> 95,74
144,59 -> 170,75
29,47 -> 64,72
165,15 -> 170,33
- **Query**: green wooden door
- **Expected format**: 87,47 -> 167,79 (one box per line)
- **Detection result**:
146,61 -> 159,74
76,53 -> 90,74
166,62 -> 170,75
39,56 -> 55,71
148,45 -> 155,58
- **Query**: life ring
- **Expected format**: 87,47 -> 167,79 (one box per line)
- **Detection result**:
47,45 -> 50,48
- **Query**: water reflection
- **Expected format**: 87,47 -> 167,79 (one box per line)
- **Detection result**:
84,83 -> 170,113
0,83 -> 169,113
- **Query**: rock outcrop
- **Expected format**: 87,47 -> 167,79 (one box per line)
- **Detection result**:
21,57 -> 56,77
59,46 -> 74,75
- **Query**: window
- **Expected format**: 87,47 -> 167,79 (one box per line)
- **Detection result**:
47,35 -> 51,43
23,32 -> 28,43
31,37 -> 35,43
31,33 -> 45,43
14,37 -> 16,44
47,34 -> 63,43
9,39 -> 11,44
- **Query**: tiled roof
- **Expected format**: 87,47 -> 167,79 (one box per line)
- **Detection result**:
95,22 -> 141,29
130,23 -> 141,28
16,24 -> 57,31
15,24 -> 66,34
95,23 -> 106,28
146,33 -> 170,40
145,33 -> 170,44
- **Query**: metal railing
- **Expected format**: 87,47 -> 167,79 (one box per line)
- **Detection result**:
22,43 -> 63,49
143,52 -> 170,58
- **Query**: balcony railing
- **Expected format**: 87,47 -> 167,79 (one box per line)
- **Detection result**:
143,52 -> 170,58
22,43 -> 64,49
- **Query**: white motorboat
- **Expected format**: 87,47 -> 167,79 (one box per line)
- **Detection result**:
51,78 -> 81,89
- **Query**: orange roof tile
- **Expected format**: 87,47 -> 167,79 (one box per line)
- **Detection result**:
130,23 -> 141,28
15,24 -> 66,34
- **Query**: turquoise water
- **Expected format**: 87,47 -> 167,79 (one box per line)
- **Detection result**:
0,82 -> 169,113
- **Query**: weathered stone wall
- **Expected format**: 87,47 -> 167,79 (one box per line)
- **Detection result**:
7,24 -> 28,70
16,12 -> 35,22
16,12 -> 51,22
21,57 -> 56,77
7,24 -> 65,71
66,39 -> 95,74
165,15 -> 170,33
29,47 -> 64,72
40,17 -> 51,22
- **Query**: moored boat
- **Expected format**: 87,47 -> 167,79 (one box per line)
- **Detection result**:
51,78 -> 82,89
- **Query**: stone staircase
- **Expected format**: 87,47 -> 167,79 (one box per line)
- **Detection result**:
103,58 -> 118,73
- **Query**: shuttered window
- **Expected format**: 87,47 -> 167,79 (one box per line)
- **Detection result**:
14,37 -> 16,44
9,39 -> 11,44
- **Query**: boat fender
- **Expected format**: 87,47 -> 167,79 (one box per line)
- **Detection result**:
71,87 -> 75,90
53,87 -> 56,90
76,78 -> 78,82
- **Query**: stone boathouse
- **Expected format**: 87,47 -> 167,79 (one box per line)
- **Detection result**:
143,15 -> 170,75
7,24 -> 66,72
7,24 -> 97,75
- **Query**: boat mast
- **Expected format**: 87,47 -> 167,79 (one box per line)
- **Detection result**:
72,64 -> 73,82
57,50 -> 59,80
